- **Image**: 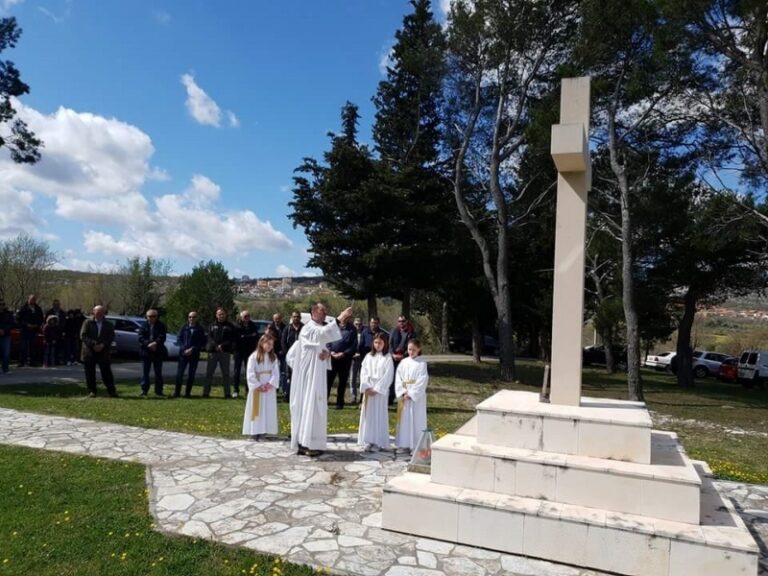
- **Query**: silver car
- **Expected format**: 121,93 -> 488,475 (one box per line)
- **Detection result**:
105,315 -> 180,359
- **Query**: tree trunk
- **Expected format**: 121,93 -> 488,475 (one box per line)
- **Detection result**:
401,289 -> 411,319
367,295 -> 378,320
440,300 -> 448,353
620,195 -> 643,401
675,289 -> 697,388
497,286 -> 516,380
471,317 -> 482,362
607,102 -> 643,401
602,331 -> 616,374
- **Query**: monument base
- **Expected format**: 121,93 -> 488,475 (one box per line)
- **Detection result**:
381,391 -> 759,576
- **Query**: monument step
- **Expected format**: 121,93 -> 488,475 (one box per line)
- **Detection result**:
431,430 -> 701,524
382,463 -> 758,576
476,390 -> 652,463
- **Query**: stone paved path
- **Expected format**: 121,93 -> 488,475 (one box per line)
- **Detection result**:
0,407 -> 766,576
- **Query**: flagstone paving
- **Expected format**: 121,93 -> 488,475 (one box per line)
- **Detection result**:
0,407 -> 766,576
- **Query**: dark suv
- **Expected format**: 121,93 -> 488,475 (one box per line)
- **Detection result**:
582,345 -> 628,370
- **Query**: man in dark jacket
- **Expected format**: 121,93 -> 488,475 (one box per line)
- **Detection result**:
204,308 -> 237,398
16,294 -> 44,367
80,305 -> 117,398
174,310 -> 206,397
388,315 -> 416,405
326,317 -> 357,409
280,310 -> 303,401
138,309 -> 167,397
232,310 -> 259,399
0,300 -> 14,374
270,312 -> 288,393
46,299 -> 67,365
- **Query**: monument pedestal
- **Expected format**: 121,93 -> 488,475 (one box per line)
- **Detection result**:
382,391 -> 759,576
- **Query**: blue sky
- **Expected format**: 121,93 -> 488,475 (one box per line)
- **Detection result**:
0,0 -> 448,278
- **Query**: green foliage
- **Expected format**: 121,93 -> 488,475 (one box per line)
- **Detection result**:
0,17 -> 42,164
289,103 -> 389,302
165,261 -> 234,330
115,257 -> 172,316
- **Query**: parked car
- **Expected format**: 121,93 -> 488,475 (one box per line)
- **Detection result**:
644,351 -> 676,371
692,351 -> 733,379
106,315 -> 180,359
448,334 -> 499,356
582,345 -> 627,370
671,350 -> 734,378
718,357 -> 739,383
9,328 -> 45,363
737,350 -> 768,389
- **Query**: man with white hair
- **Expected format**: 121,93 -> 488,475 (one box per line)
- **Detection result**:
80,305 -> 117,398
287,303 -> 353,457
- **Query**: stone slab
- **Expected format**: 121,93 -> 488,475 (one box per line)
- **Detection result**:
476,390 -> 651,463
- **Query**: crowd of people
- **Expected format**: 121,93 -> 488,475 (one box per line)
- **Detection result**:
0,296 -> 428,458
0,294 -> 87,374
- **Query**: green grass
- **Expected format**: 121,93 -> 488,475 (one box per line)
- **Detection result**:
0,445 -> 318,576
0,359 -> 766,483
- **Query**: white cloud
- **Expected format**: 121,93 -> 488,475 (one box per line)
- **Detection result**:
276,264 -> 297,277
0,101 -> 293,262
0,101 -> 158,228
81,174 -> 293,260
153,10 -> 171,24
38,6 -> 63,23
0,186 -> 41,239
54,258 -> 119,274
184,174 -> 220,205
226,110 -> 240,128
0,0 -> 23,12
181,73 -> 222,127
378,46 -> 394,75
148,166 -> 170,181
437,0 -> 451,17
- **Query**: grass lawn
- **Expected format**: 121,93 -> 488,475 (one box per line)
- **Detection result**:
0,358 -> 766,483
0,444 -> 319,576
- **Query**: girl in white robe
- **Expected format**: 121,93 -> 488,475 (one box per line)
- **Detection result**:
357,333 -> 394,451
394,338 -> 429,451
242,335 -> 280,439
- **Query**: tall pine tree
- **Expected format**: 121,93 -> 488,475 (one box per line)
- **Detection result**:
370,0 -> 455,316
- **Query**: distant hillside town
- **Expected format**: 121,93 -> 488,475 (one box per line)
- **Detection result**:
233,276 -> 329,299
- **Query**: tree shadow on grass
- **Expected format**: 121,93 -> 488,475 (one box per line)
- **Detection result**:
0,382 -> 87,397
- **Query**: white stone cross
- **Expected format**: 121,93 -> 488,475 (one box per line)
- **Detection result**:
549,77 -> 591,406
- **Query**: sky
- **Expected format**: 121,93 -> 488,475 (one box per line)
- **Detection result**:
0,0 -> 450,278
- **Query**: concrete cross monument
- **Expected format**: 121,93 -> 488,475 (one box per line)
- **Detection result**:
549,76 -> 591,406
382,76 -> 760,576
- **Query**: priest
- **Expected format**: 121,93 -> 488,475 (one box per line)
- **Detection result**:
287,302 -> 354,456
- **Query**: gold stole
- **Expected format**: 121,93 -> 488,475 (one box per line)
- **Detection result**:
251,369 -> 273,420
396,379 -> 416,424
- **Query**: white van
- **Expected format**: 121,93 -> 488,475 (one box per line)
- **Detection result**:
737,350 -> 768,388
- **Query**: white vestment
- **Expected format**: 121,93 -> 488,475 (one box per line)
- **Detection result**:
286,319 -> 341,450
357,352 -> 394,448
394,355 -> 429,449
242,353 -> 280,435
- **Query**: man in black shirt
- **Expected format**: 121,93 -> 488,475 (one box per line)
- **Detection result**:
16,294 -> 43,367
204,308 -> 237,398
